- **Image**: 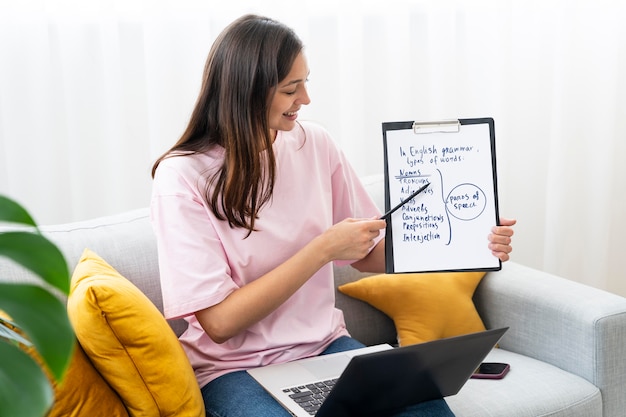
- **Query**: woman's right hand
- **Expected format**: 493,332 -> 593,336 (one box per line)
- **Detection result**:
318,217 -> 386,262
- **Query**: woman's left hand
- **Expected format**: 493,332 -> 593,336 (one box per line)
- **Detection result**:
488,218 -> 516,262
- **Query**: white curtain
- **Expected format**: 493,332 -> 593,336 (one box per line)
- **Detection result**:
1,0 -> 625,296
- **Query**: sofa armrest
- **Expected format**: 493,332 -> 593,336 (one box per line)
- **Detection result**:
475,262 -> 626,417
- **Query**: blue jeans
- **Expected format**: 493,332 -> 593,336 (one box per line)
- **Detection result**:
201,336 -> 456,417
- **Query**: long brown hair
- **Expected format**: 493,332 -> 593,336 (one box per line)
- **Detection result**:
151,15 -> 303,234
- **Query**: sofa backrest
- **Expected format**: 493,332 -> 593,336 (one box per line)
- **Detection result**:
0,208 -> 186,337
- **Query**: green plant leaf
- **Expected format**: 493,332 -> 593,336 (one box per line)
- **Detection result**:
0,340 -> 54,417
0,232 -> 69,294
0,283 -> 74,381
0,195 -> 37,227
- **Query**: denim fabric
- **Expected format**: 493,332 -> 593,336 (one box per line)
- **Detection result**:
201,336 -> 455,417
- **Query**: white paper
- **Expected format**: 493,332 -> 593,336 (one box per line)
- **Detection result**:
384,121 -> 500,273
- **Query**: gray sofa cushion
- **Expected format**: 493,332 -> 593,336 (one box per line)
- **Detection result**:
447,348 -> 602,417
36,209 -> 159,304
333,266 -> 397,346
0,208 -> 188,337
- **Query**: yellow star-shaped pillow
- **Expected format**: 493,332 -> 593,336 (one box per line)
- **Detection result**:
338,271 -> 486,346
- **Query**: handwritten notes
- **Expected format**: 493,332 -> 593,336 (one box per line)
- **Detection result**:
382,119 -> 500,273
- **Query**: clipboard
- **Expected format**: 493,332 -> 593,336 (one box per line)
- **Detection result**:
382,117 -> 501,274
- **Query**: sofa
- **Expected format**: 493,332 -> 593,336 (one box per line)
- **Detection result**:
2,174 -> 626,417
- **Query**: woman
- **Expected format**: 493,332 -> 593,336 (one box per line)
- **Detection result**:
151,14 -> 515,417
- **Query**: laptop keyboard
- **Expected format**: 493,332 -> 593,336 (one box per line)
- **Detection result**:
282,378 -> 338,415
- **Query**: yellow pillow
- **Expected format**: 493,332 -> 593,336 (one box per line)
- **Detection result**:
67,249 -> 204,417
48,342 -> 129,417
338,271 -> 486,346
0,311 -> 127,416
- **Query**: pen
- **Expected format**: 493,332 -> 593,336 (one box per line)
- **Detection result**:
379,182 -> 430,220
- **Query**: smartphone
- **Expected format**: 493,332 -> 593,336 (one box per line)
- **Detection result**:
471,362 -> 510,379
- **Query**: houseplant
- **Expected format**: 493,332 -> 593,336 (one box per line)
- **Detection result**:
0,195 -> 74,417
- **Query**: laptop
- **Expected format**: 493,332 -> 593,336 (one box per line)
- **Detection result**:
248,327 -> 508,417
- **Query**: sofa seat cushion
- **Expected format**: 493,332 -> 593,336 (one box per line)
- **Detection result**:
67,249 -> 204,417
446,348 -> 602,417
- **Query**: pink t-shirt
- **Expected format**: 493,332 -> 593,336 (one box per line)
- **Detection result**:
150,121 -> 382,387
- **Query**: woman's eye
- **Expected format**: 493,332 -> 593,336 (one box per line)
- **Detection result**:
285,90 -> 297,95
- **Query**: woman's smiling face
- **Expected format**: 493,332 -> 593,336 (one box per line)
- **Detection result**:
268,52 -> 311,136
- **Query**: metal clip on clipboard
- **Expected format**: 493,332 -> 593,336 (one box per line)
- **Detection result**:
412,120 -> 461,134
